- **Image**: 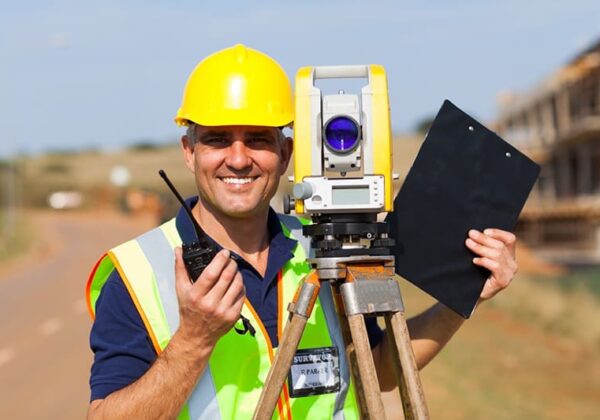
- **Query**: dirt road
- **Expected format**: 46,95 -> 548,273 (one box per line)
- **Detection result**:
0,210 -> 155,419
1,210 -> 598,419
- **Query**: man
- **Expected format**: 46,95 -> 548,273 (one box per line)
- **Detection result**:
86,44 -> 517,419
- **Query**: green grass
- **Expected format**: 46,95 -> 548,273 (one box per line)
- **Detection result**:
487,270 -> 600,348
386,273 -> 600,419
527,267 -> 600,298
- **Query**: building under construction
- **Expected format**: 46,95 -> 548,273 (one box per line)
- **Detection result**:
495,38 -> 600,264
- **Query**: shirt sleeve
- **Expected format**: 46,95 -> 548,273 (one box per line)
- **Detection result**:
89,269 -> 157,401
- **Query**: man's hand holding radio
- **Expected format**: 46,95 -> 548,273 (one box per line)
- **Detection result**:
175,247 -> 246,350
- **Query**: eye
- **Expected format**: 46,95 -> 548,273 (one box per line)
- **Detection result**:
202,137 -> 230,147
247,137 -> 274,148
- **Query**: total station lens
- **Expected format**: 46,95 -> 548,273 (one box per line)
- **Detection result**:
324,116 -> 360,153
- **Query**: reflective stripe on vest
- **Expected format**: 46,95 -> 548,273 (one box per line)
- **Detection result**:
86,215 -> 358,420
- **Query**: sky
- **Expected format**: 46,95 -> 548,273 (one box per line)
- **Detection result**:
1,0 -> 599,157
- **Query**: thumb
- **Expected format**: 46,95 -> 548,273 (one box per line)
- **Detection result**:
174,247 -> 192,294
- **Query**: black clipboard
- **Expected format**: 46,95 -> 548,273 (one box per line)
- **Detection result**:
386,100 -> 540,318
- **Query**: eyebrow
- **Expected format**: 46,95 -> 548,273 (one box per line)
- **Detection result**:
246,130 -> 277,138
199,130 -> 232,140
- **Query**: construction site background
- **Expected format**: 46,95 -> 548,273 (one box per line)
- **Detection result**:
1,125 -> 599,418
497,38 -> 600,266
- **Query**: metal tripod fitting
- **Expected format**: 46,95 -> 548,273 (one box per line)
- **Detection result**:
287,272 -> 321,319
308,254 -> 395,281
341,278 -> 404,316
253,257 -> 430,420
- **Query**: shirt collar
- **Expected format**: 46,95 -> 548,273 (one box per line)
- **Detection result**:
174,196 -> 297,261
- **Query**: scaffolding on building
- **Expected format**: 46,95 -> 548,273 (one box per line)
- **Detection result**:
495,38 -> 600,264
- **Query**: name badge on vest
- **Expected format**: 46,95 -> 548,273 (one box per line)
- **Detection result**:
287,347 -> 340,398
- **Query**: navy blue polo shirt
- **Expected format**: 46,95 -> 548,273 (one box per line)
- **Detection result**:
89,198 -> 383,401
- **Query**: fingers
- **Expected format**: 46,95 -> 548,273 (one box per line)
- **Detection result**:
472,256 -> 501,272
205,257 -> 240,300
474,257 -> 514,300
466,239 -> 502,260
473,256 -> 515,288
194,249 -> 232,295
176,248 -> 245,342
466,228 -> 517,259
174,247 -> 192,293
467,229 -> 504,249
483,228 -> 516,247
191,249 -> 245,317
220,271 -> 245,309
466,228 -> 518,302
468,230 -> 518,275
479,279 -> 501,300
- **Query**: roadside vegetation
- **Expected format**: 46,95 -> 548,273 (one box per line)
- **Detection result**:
0,161 -> 30,263
490,270 -> 600,348
388,266 -> 600,419
0,210 -> 31,263
19,143 -> 194,208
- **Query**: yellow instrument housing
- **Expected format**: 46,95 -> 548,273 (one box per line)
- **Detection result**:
293,64 -> 393,214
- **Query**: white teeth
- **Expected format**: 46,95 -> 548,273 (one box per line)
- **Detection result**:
222,177 -> 255,185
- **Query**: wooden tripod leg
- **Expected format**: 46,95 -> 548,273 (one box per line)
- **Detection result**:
347,314 -> 386,420
384,312 -> 430,420
331,283 -> 369,418
253,272 -> 321,420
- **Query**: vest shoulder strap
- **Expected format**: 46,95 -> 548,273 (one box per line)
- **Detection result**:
277,213 -> 313,258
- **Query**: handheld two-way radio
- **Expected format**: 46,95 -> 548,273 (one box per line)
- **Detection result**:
158,169 -> 255,336
159,169 -> 217,282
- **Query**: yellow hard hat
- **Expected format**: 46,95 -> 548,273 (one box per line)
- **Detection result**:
175,44 -> 293,127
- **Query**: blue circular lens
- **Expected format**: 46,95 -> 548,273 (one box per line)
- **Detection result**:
324,116 -> 360,153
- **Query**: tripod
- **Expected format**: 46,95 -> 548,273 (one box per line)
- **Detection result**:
253,216 -> 429,419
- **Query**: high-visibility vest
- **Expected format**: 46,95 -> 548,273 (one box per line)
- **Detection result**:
86,214 -> 359,419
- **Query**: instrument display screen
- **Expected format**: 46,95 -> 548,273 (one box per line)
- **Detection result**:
332,186 -> 370,205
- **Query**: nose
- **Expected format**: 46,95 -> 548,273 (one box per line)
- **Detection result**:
225,140 -> 252,170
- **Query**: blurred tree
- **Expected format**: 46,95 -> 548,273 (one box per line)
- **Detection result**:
128,140 -> 163,151
42,161 -> 70,174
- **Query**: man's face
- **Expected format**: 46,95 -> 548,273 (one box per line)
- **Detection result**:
182,125 -> 293,219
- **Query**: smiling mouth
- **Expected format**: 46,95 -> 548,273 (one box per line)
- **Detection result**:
219,176 -> 258,185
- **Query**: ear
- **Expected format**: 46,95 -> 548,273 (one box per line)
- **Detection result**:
279,136 -> 294,175
181,135 -> 195,173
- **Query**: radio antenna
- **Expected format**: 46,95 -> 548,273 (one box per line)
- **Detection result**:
158,169 -> 251,335
158,169 -> 203,239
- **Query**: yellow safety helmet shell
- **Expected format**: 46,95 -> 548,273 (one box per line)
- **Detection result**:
175,44 -> 293,127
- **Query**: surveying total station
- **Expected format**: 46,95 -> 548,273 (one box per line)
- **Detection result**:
254,65 -> 429,419
290,64 -> 393,219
